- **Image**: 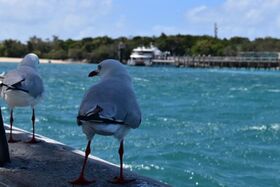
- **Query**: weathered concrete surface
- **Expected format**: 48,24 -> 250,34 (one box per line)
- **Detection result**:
0,125 -> 169,187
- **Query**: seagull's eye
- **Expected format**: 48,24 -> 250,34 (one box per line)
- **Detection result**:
97,65 -> 101,70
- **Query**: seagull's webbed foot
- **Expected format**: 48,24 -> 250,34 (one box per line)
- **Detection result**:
108,176 -> 136,184
69,175 -> 95,185
26,137 -> 40,144
8,137 -> 20,143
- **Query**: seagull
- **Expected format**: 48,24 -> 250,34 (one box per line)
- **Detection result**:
70,59 -> 141,185
0,53 -> 44,143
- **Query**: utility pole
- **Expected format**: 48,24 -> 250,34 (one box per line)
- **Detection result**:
118,42 -> 125,63
214,22 -> 218,39
0,107 -> 10,166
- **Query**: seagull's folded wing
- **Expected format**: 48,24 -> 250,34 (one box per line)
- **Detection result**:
123,109 -> 141,129
3,70 -> 24,86
78,79 -> 141,128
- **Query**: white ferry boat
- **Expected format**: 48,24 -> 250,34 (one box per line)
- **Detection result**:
127,45 -> 162,66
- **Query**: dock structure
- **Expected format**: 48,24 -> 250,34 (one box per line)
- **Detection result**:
151,56 -> 280,69
0,125 -> 169,187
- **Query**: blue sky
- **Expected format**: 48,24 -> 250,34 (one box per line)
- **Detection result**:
0,0 -> 280,42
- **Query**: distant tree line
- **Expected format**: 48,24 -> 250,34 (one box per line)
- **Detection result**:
1,34 -> 280,63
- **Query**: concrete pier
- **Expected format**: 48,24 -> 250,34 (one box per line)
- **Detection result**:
0,125 -> 169,187
151,56 -> 280,69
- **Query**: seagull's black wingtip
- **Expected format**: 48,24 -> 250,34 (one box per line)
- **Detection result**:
76,118 -> 83,126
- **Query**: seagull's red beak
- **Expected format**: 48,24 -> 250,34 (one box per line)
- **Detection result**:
88,70 -> 99,77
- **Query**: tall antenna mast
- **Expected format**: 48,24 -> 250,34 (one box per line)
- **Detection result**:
214,22 -> 218,38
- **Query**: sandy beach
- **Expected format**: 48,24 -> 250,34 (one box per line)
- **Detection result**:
0,57 -> 80,64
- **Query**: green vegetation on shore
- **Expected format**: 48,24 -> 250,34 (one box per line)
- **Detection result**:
1,34 -> 280,63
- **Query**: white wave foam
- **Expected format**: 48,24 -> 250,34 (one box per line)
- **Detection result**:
268,89 -> 280,93
124,163 -> 164,171
249,125 -> 267,131
134,77 -> 149,82
230,87 -> 248,91
271,124 -> 280,131
243,124 -> 280,132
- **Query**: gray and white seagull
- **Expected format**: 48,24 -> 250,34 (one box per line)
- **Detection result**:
70,59 -> 141,185
0,53 -> 44,143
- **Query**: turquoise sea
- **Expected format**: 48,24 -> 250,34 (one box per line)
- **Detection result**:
0,62 -> 280,187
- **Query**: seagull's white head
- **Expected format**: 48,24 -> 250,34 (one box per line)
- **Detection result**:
88,59 -> 129,79
19,53 -> 40,69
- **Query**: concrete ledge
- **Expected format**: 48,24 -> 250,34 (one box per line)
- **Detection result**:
0,125 -> 169,187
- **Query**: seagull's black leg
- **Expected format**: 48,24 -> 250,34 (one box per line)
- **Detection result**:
119,139 -> 124,180
109,139 -> 135,184
27,108 -> 39,144
69,140 -> 95,185
8,109 -> 19,143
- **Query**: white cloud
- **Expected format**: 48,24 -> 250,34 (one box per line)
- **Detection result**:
185,0 -> 280,39
2,0 -> 280,41
0,0 -> 113,41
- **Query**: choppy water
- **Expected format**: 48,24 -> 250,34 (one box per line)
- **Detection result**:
1,63 -> 280,187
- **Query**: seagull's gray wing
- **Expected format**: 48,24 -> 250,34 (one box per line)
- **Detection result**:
78,78 -> 141,129
2,67 -> 44,98
1,70 -> 28,93
2,70 -> 24,87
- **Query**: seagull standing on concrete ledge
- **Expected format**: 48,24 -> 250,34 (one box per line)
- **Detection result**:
0,53 -> 44,143
70,59 -> 141,185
